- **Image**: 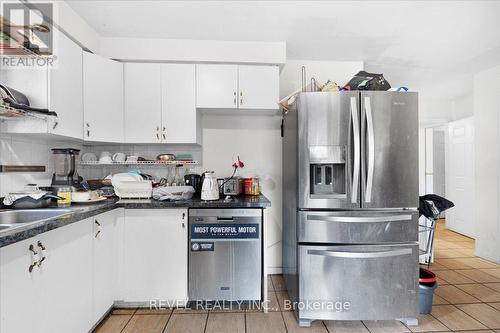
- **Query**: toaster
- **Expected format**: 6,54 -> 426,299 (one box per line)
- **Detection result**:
223,177 -> 243,196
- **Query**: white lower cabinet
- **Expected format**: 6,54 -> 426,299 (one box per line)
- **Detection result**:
0,236 -> 41,333
121,209 -> 188,304
0,208 -> 188,332
92,209 -> 121,324
0,218 -> 93,333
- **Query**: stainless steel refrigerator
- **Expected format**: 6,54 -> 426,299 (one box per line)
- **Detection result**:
282,91 -> 419,327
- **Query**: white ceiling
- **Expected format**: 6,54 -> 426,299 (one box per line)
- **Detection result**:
67,0 -> 500,102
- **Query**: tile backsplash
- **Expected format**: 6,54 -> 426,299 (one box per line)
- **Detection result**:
0,133 -> 83,196
0,133 -> 203,196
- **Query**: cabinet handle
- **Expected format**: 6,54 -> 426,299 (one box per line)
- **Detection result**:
240,91 -> 243,105
86,123 -> 90,127
95,220 -> 101,238
52,121 -> 58,129
87,130 -> 90,137
182,212 -> 186,220
233,91 -> 237,105
156,133 -> 160,140
37,241 -> 46,266
163,126 -> 166,132
162,134 -> 166,140
182,222 -> 186,228
28,244 -> 39,273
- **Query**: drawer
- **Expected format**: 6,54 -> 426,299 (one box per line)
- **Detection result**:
298,210 -> 418,243
298,244 -> 418,321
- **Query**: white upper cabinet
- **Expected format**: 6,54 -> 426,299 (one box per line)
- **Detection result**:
48,30 -> 83,138
196,64 -> 279,112
161,64 -> 200,144
196,64 -> 239,108
238,65 -> 279,110
83,51 -> 124,143
124,63 -> 162,143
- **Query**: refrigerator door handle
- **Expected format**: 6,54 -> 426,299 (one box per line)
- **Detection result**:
306,214 -> 412,223
307,248 -> 412,259
350,97 -> 360,204
364,96 -> 375,203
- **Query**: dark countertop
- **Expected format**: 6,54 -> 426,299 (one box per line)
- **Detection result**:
0,194 -> 270,248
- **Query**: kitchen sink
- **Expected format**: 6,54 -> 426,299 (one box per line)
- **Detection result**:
0,209 -> 74,226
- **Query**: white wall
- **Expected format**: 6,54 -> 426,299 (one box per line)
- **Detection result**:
451,94 -> 473,120
474,65 -> 500,263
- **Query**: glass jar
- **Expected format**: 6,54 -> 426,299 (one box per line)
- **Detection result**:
56,187 -> 72,207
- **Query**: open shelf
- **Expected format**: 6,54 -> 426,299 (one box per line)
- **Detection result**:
78,160 -> 199,166
0,104 -> 57,121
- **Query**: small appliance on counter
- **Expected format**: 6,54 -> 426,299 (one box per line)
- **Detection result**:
223,177 -> 243,196
51,148 -> 81,188
201,171 -> 219,201
184,174 -> 202,195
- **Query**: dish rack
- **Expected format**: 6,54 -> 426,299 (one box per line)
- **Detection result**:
113,180 -> 152,199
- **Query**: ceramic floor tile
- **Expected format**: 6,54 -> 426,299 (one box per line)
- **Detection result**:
205,312 -> 245,333
455,284 -> 500,302
436,258 -> 475,270
434,285 -> 481,304
436,270 -> 475,284
457,303 -> 500,329
459,258 -> 499,269
271,275 -> 287,291
135,308 -> 173,315
173,307 -> 208,314
282,311 -> 328,333
431,305 -> 487,331
485,283 -> 500,293
454,248 -> 476,257
456,269 -> 500,283
434,249 -> 466,259
246,311 -> 287,333
481,269 -> 500,279
94,314 -> 133,333
266,291 -> 281,311
111,308 -> 137,315
275,291 -> 292,311
362,320 -> 410,333
324,320 -> 369,333
268,275 -> 275,291
489,303 -> 500,311
432,295 -> 449,305
163,313 -> 207,333
407,314 -> 449,332
122,314 -> 169,333
426,262 -> 450,271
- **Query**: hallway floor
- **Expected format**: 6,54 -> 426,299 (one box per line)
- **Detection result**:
94,220 -> 500,333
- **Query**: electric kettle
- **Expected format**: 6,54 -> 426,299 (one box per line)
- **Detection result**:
201,171 -> 219,201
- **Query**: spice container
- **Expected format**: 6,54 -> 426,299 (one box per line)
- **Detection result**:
56,187 -> 72,207
243,177 -> 260,196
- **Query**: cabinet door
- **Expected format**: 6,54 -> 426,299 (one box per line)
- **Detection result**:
124,63 -> 162,143
92,210 -> 118,324
238,65 -> 279,110
83,51 -> 124,143
0,237 -> 41,333
48,30 -> 83,138
38,219 -> 93,333
122,209 -> 188,303
196,64 -> 238,108
161,64 -> 199,144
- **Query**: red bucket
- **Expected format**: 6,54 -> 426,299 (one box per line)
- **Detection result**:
420,268 -> 437,285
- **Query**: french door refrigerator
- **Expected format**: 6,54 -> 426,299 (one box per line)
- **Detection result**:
282,91 -> 419,327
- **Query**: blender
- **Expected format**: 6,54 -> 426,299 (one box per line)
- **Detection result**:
50,148 -> 81,188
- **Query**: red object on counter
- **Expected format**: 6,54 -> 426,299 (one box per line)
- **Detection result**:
243,178 -> 260,196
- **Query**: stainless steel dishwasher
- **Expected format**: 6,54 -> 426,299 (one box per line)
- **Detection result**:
188,209 -> 262,302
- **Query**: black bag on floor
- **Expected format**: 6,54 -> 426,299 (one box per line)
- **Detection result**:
344,71 -> 391,91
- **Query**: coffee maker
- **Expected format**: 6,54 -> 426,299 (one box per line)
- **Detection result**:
51,148 -> 81,187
